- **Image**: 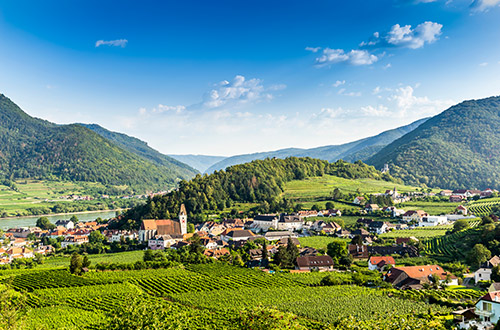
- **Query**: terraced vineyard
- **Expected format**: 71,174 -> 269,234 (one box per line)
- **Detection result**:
468,198 -> 500,216
422,226 -> 481,262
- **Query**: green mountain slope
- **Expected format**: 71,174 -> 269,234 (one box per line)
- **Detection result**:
0,94 -> 193,192
204,118 -> 428,173
368,96 -> 500,189
79,123 -> 198,176
167,154 -> 226,173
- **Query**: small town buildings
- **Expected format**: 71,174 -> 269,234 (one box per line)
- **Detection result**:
365,204 -> 380,213
418,216 -> 448,227
55,220 -> 75,230
61,235 -> 89,248
348,244 -> 369,259
353,196 -> 365,205
474,291 -> 500,324
456,205 -> 468,216
277,215 -> 304,231
148,235 -> 176,250
475,256 -> 500,283
204,248 -> 230,259
368,256 -> 395,271
385,265 -> 458,289
324,209 -> 342,217
369,245 -> 419,258
401,210 -> 428,222
450,195 -> 465,203
252,215 -> 280,232
139,205 -> 188,242
221,228 -> 256,242
5,228 -> 31,238
197,221 -> 226,236
296,255 -> 334,271
252,214 -> 304,232
489,282 -> 500,293
264,231 -> 297,241
368,221 -> 387,234
440,190 -> 453,196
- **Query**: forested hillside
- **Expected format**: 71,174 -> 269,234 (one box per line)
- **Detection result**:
204,118 -> 427,173
369,96 -> 500,189
0,94 -> 192,193
120,157 -> 397,226
80,124 -> 197,178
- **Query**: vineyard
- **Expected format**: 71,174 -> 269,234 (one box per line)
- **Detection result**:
422,227 -> 482,262
0,262 -> 460,329
468,198 -> 500,216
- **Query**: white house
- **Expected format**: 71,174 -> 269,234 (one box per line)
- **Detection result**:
475,256 -> 500,283
418,216 -> 448,227
252,215 -> 279,232
368,256 -> 395,271
55,220 -> 75,230
401,210 -> 428,222
353,196 -> 365,205
61,235 -> 88,248
148,235 -> 176,250
475,291 -> 500,325
368,221 -> 387,234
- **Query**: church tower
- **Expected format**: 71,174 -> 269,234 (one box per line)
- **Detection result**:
179,204 -> 187,235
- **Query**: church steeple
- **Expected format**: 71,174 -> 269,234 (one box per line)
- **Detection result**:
179,204 -> 187,235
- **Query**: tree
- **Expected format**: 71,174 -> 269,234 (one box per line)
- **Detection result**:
69,215 -> 79,223
36,217 -> 55,230
262,240 -> 269,262
69,252 -> 83,275
82,255 -> 91,269
89,230 -> 106,244
467,244 -> 491,269
453,219 -> 469,232
492,265 -> 500,282
187,223 -> 195,233
351,235 -> 363,246
332,188 -> 343,201
326,240 -> 347,263
143,249 -> 153,262
286,237 -> 299,267
311,204 -> 320,212
482,216 -> 494,225
325,202 -> 335,210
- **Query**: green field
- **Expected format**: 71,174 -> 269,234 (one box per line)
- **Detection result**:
468,198 -> 500,216
1,262 -> 452,329
283,175 -> 427,202
40,251 -> 145,269
298,236 -> 350,250
398,201 -> 459,216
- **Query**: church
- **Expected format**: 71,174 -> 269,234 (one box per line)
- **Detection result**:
139,204 -> 188,242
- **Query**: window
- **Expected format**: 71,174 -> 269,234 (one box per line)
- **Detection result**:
483,302 -> 492,312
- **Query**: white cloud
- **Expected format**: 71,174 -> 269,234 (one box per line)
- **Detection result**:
471,0 -> 500,11
386,22 -> 442,49
361,105 -> 390,117
338,88 -> 362,97
479,62 -> 489,66
387,85 -> 454,117
95,39 -> 128,48
333,80 -> 346,87
316,48 -> 378,66
202,75 -> 281,109
305,46 -> 321,53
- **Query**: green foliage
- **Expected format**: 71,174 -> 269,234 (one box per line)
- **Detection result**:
369,96 -> 500,189
467,244 -> 491,269
326,240 -> 348,263
0,95 -> 195,193
35,217 -> 55,230
453,219 -> 470,232
69,253 -> 83,275
122,157 -> 395,226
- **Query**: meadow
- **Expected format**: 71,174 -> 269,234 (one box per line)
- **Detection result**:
397,201 -> 459,216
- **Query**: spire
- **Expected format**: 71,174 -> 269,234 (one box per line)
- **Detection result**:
179,204 -> 187,216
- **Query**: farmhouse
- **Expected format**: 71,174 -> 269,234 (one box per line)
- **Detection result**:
368,256 -> 395,271
449,195 -> 465,203
475,256 -> 500,283
55,220 -> 75,230
418,216 -> 447,227
353,196 -> 365,205
385,265 -> 458,289
252,215 -> 279,231
456,205 -> 468,215
148,235 -> 176,250
368,221 -> 387,234
401,210 -> 428,222
474,291 -> 500,325
365,204 -> 380,213
264,231 -> 296,241
61,235 -> 88,248
296,255 -> 334,271
221,228 -> 256,242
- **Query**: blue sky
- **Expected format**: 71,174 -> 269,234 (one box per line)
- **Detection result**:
1,0 -> 499,155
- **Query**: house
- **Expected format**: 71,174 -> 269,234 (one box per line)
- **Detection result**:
5,246 -> 34,259
264,231 -> 297,241
382,206 -> 405,217
197,221 -> 226,236
474,291 -> 500,324
277,214 -> 304,231
252,215 -> 280,232
456,205 -> 468,216
139,205 -> 187,242
55,220 -> 75,230
440,190 -> 453,196
325,209 -> 342,217
221,228 -> 256,242
450,195 -> 465,203
336,229 -> 351,238
489,282 -> 500,293
357,218 -> 373,226
385,265 -> 458,289
353,196 -> 365,205
401,210 -> 428,222
5,228 -> 31,238
277,237 -> 300,246
348,244 -> 369,259
396,237 -> 418,245
418,216 -> 448,227
148,235 -> 176,250
369,245 -> 419,258
299,247 -> 318,257
222,219 -> 246,229
475,256 -> 500,283
296,255 -> 334,271
204,248 -> 230,259
481,189 -> 497,198
365,204 -> 380,213
61,235 -> 88,248
368,221 -> 387,234
368,256 -> 395,271
453,189 -> 473,198
297,210 -> 319,218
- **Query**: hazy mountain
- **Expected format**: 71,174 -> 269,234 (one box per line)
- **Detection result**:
167,154 -> 227,173
0,94 -> 195,192
368,96 -> 500,189
204,118 -> 428,173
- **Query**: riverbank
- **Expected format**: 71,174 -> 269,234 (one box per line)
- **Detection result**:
0,208 -> 125,220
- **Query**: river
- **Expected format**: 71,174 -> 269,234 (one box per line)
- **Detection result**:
0,210 -> 119,231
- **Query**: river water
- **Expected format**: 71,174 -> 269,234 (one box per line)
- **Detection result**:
0,210 -> 119,231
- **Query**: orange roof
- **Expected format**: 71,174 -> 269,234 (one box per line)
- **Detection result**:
390,265 -> 455,281
141,219 -> 158,230
369,256 -> 395,266
480,291 -> 500,302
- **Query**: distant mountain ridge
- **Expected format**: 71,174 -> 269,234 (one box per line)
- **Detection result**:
204,118 -> 428,173
167,154 -> 226,173
368,95 -> 500,189
0,94 -> 196,193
